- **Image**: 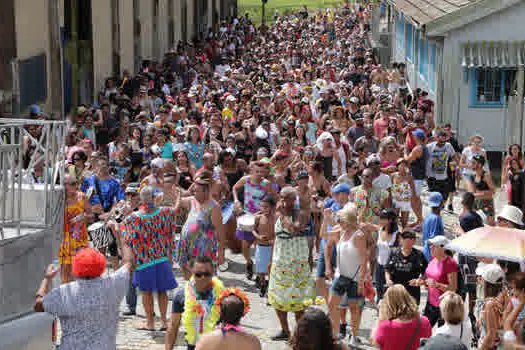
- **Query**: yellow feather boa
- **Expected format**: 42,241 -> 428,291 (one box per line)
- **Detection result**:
181,277 -> 224,345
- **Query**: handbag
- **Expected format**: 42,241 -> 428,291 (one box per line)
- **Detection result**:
404,316 -> 422,350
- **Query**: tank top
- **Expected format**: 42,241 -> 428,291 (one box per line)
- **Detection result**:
473,171 -> 490,191
393,176 -> 412,202
410,145 -> 428,180
244,177 -> 268,214
336,230 -> 362,279
377,230 -> 398,266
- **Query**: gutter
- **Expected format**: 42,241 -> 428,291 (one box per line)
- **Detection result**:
426,0 -> 522,36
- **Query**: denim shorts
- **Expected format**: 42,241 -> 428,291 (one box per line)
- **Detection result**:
316,239 -> 337,278
330,275 -> 363,302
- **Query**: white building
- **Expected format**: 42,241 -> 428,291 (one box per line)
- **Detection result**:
386,0 -> 525,152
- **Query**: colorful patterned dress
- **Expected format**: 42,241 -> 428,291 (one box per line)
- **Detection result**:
123,207 -> 178,291
243,177 -> 269,214
59,195 -> 89,264
185,141 -> 205,170
268,215 -> 314,312
175,199 -> 218,269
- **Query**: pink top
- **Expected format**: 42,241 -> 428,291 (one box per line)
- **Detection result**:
381,160 -> 396,169
425,256 -> 458,307
375,316 -> 432,350
374,118 -> 389,139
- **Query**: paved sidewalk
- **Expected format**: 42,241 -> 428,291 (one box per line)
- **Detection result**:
115,188 -> 507,350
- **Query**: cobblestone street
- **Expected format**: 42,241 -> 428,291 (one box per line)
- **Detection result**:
115,188 -> 507,350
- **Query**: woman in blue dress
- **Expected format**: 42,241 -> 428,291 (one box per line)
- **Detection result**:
185,126 -> 205,170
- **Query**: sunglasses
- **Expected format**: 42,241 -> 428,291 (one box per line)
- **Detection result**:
73,158 -> 82,161
66,181 -> 78,186
194,271 -> 213,278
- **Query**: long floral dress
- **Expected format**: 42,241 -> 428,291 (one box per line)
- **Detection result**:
59,194 -> 89,264
268,215 -> 314,312
175,199 -> 218,269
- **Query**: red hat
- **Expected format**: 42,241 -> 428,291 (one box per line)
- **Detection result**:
72,248 -> 106,278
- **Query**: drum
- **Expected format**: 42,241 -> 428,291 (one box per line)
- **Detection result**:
237,213 -> 256,232
87,221 -> 113,249
235,213 -> 256,241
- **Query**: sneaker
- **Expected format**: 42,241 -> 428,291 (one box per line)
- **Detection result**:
271,330 -> 289,341
349,335 -> 357,347
246,262 -> 254,280
339,323 -> 347,339
122,310 -> 136,316
349,335 -> 362,347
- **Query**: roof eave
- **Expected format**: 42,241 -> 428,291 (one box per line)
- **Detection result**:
426,0 -> 522,36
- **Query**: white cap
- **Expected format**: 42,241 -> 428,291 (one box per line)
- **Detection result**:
428,235 -> 450,247
226,95 -> 236,102
476,263 -> 505,284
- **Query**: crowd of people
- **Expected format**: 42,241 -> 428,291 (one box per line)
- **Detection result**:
23,1 -> 525,349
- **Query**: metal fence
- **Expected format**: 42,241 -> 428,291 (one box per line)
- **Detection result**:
0,119 -> 66,238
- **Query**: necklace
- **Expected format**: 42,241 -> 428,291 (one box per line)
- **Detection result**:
182,277 -> 224,345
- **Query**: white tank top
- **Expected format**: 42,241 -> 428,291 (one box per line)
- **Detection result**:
377,229 -> 398,266
336,230 -> 362,279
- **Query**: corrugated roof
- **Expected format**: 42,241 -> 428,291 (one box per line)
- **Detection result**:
396,0 -> 481,24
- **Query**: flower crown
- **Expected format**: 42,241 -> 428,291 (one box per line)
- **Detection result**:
214,288 -> 250,315
302,296 -> 327,307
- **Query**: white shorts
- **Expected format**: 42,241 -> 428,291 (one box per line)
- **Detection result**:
394,200 -> 411,212
413,179 -> 424,196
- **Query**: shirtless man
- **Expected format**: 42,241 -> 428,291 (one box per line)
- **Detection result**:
252,197 -> 276,297
370,65 -> 389,89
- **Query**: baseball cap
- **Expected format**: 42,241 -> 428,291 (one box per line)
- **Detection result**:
475,263 -> 505,284
428,235 -> 449,248
419,334 -> 468,350
412,129 -> 425,140
332,183 -> 351,195
428,192 -> 443,208
349,96 -> 359,104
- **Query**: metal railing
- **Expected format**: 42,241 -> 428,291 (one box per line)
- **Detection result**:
0,119 -> 66,238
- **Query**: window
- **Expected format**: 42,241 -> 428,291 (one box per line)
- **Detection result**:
418,37 -> 428,81
406,23 -> 413,61
396,14 -> 405,56
429,44 -> 437,92
470,68 -> 517,107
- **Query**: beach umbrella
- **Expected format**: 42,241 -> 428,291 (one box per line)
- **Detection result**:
446,226 -> 525,263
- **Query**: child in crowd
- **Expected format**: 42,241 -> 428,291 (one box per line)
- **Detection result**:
252,197 -> 277,297
391,158 -> 415,230
422,192 -> 444,261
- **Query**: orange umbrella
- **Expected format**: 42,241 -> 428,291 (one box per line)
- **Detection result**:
446,226 -> 525,263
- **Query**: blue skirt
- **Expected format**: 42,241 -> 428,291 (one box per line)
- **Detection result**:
132,260 -> 178,292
